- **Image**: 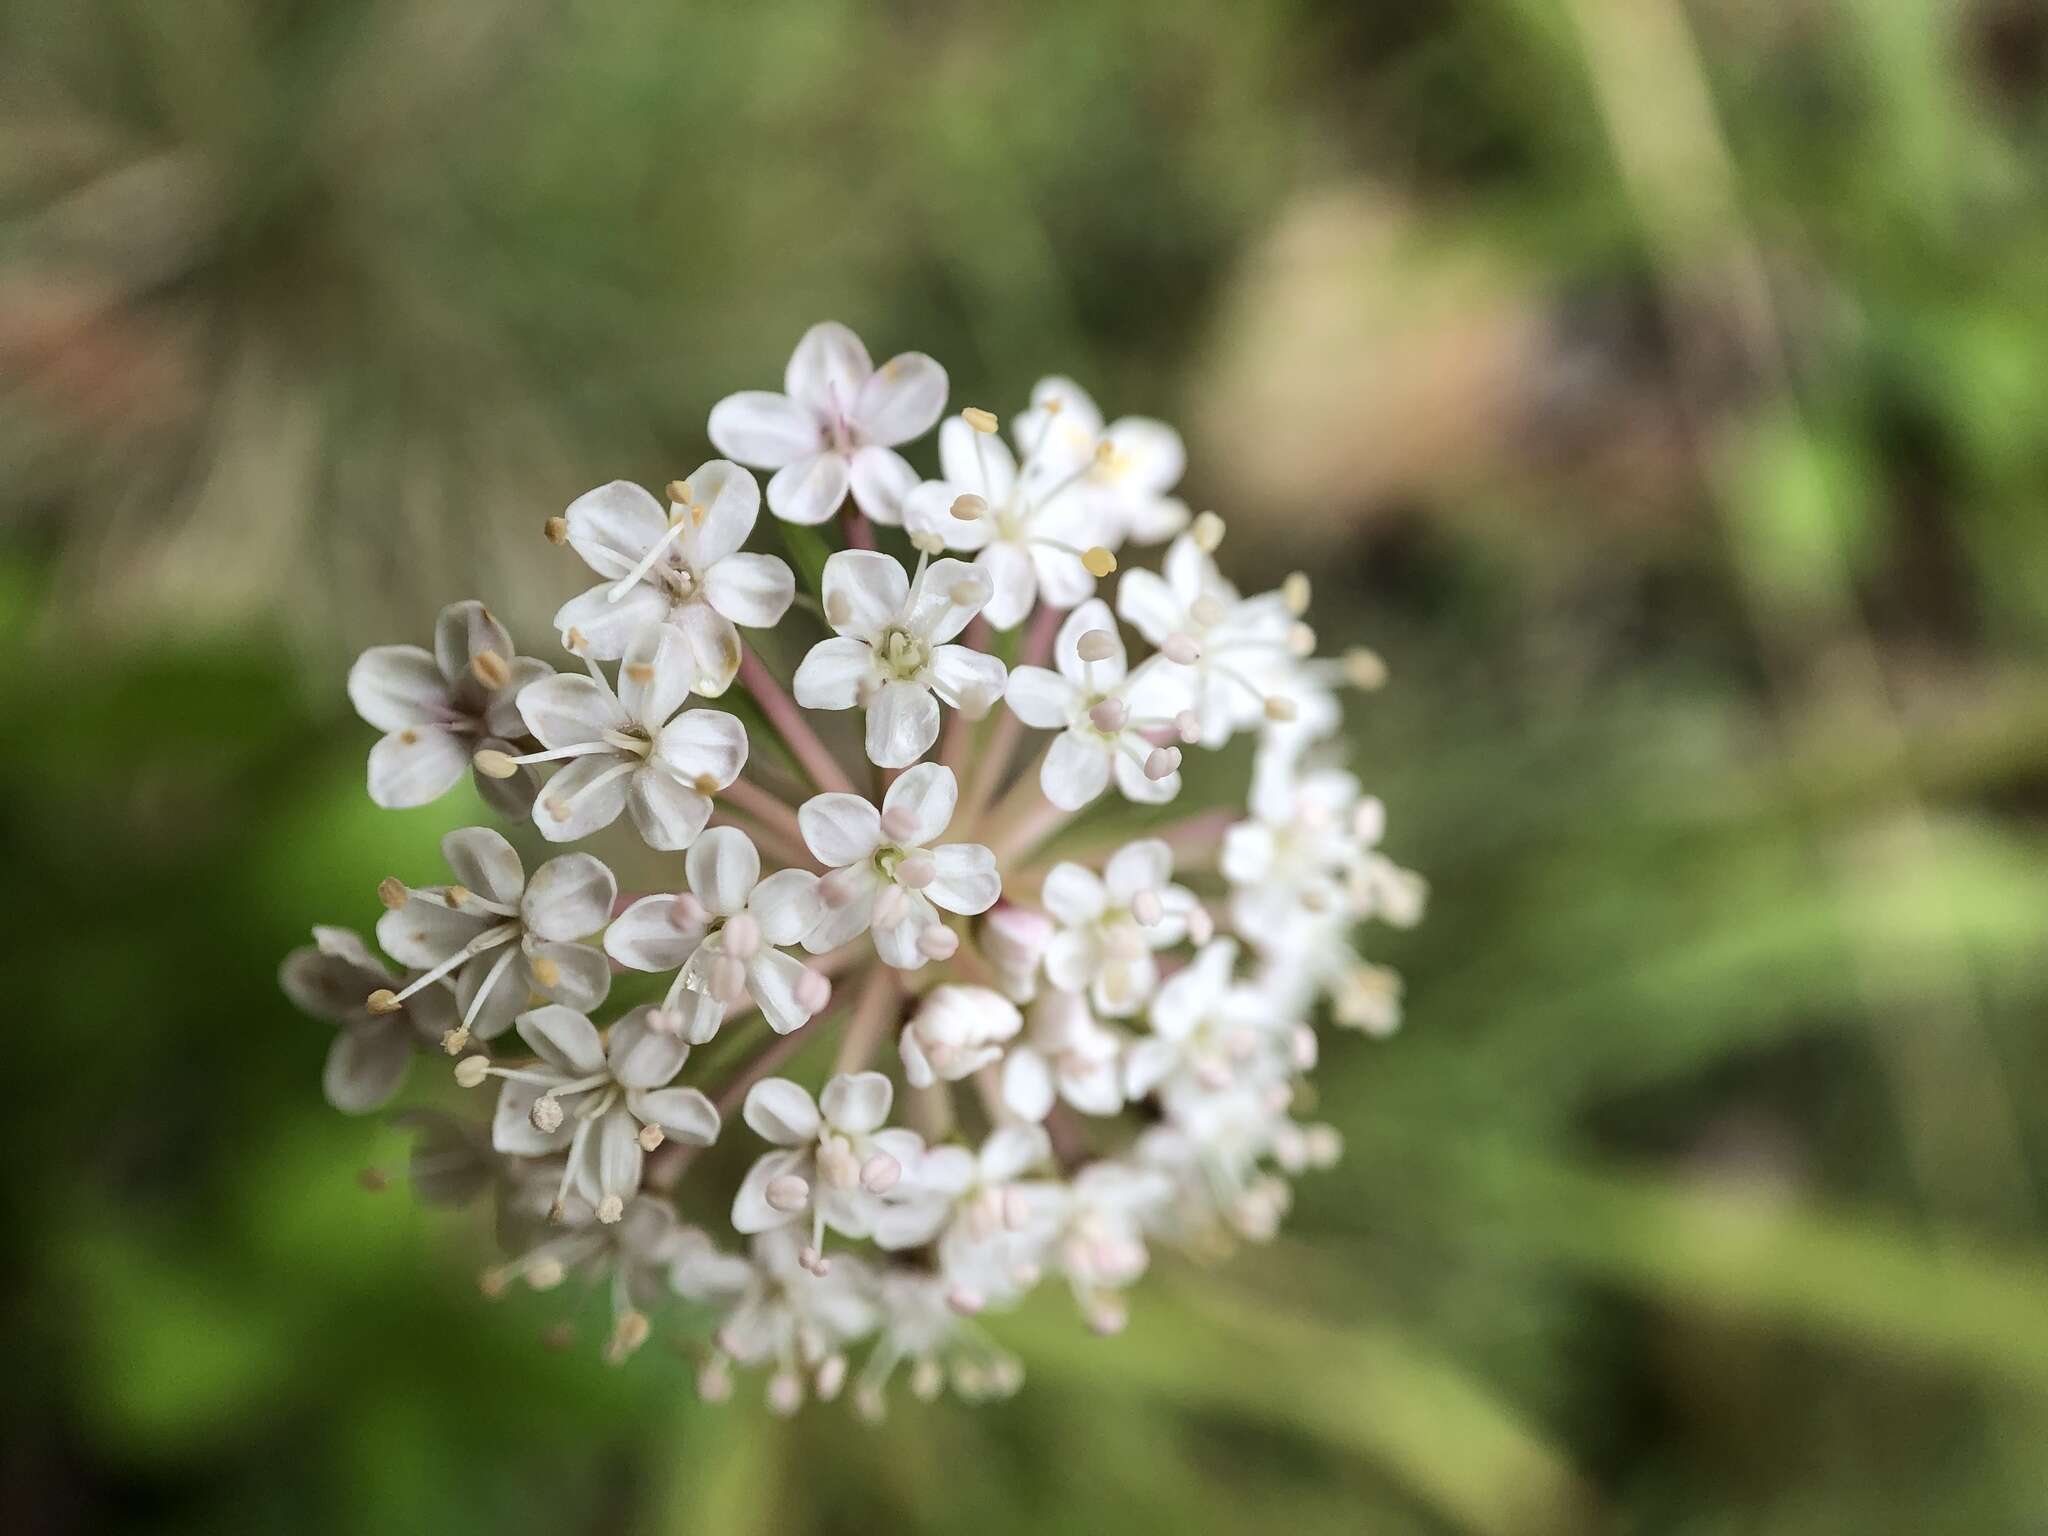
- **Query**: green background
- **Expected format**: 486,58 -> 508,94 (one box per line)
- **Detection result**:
7,1 -> 2048,1531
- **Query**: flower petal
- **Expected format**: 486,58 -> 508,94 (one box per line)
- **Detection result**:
903,478 -> 993,550
1112,748 -> 1180,805
520,852 -> 616,939
443,827 -> 525,906
905,557 -> 990,644
820,1070 -> 893,1134
702,552 -> 795,630
784,321 -> 873,420
492,1081 -> 573,1157
925,843 -> 1000,915
527,941 -> 611,1013
1104,839 -> 1173,903
517,1003 -> 606,1075
743,1077 -> 821,1146
732,1148 -> 806,1232
1003,665 -> 1074,728
654,708 -> 748,786
676,459 -> 761,567
618,622 -> 696,731
532,754 -> 631,842
377,899 -> 483,970
866,680 -> 940,769
629,1086 -> 721,1145
1042,929 -> 1099,993
981,1123 -> 1052,1182
563,480 -> 668,581
585,1105 -> 644,1210
708,390 -> 819,469
802,882 -> 877,955
1055,599 -> 1125,688
799,792 -> 883,867
928,645 -> 1007,717
821,549 -> 909,641
666,603 -> 744,700
1031,542 -> 1097,611
1000,1047 -> 1055,1123
977,541 -> 1038,629
603,893 -> 709,973
1114,567 -> 1182,646
1041,729 -> 1112,810
881,761 -> 957,846
366,726 -> 468,809
847,445 -> 920,525
606,1006 -> 691,1087
766,450 -> 850,525
347,645 -> 449,732
851,352 -> 947,445
936,416 -> 1015,501
686,826 -> 760,916
748,948 -> 818,1033
432,600 -> 515,686
792,635 -> 876,710
1040,862 -> 1107,925
749,868 -> 822,947
627,769 -> 713,851
323,1022 -> 411,1114
517,672 -> 628,750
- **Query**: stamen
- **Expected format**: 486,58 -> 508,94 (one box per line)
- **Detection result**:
1191,511 -> 1225,552
766,1174 -> 810,1213
1282,571 -> 1311,615
605,519 -> 689,602
471,649 -> 512,690
1081,546 -> 1117,579
454,1055 -> 491,1088
917,925 -> 958,961
794,968 -> 832,1014
544,515 -> 568,545
950,493 -> 987,521
377,877 -> 409,910
880,806 -> 919,842
1343,646 -> 1388,690
1144,746 -> 1181,781
1161,633 -> 1200,665
961,407 -> 999,434
1088,698 -> 1127,732
1076,630 -> 1117,664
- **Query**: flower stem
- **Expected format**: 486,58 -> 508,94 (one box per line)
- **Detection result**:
840,505 -> 876,551
832,963 -> 901,1074
961,602 -> 1060,829
721,776 -> 818,867
738,648 -> 857,795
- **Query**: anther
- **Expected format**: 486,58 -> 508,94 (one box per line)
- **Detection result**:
377,877 -> 409,911
767,1372 -> 804,1417
455,1055 -> 491,1088
917,926 -> 959,961
1186,907 -> 1215,944
1088,698 -> 1127,732
670,892 -> 708,929
608,1310 -> 651,1362
1082,546 -> 1117,579
721,912 -> 761,962
910,530 -> 945,556
794,968 -> 832,1014
950,493 -> 987,521
1282,571 -> 1311,616
860,1152 -> 901,1194
527,1258 -> 566,1291
1189,595 -> 1226,628
1161,633 -> 1200,665
473,748 -> 519,779
530,1094 -> 564,1134
1143,746 -> 1181,781
638,1124 -> 664,1152
961,407 -> 999,434
880,806 -> 919,842
1130,889 -> 1164,926
1076,629 -> 1118,664
366,988 -> 401,1015
815,1353 -> 848,1401
896,854 -> 936,889
471,649 -> 512,690
1191,511 -> 1225,552
441,1025 -> 471,1056
597,1195 -> 624,1224
1174,709 -> 1201,743
1263,695 -> 1298,723
1343,646 -> 1388,690
666,479 -> 692,505
543,515 -> 568,545
529,953 -> 562,990
949,1287 -> 985,1316
766,1174 -> 810,1213
1288,622 -> 1317,658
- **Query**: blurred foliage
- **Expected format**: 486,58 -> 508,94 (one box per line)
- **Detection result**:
6,0 -> 2048,1533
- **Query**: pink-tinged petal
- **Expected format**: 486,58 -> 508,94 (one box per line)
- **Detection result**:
517,672 -> 628,750
1054,599 -> 1125,688
792,635 -> 875,710
629,1086 -> 720,1145
1112,748 -> 1180,805
1040,862 -> 1107,926
442,826 -> 525,906
686,826 -> 759,917
749,868 -> 822,948
1003,665 -> 1074,729
903,478 -> 994,550
978,541 -> 1038,629
603,893 -> 708,973
925,843 -> 999,915
666,603 -> 744,700
927,645 -> 1007,717
881,762 -> 957,846
744,1078 -> 821,1146
847,445 -> 919,525
1001,1047 -> 1055,1122
432,600 -> 515,686
323,1022 -> 411,1114
1114,567 -> 1182,646
866,680 -> 940,769
936,415 -> 1016,501
905,557 -> 991,644
820,1070 -> 894,1134
872,897 -> 939,970
653,708 -> 748,786
675,459 -> 761,567
563,480 -> 668,580
702,552 -> 795,629
626,768 -> 712,851
708,390 -> 820,469
799,792 -> 884,867
531,753 -> 631,842
618,623 -> 696,731
606,1007 -> 691,1088
520,851 -> 616,939
784,321 -> 874,420
551,581 -> 672,662
767,450 -> 849,525
748,948 -> 818,1033
366,726 -> 468,809
821,549 -> 910,641
1041,729 -> 1112,810
732,1148 -> 806,1232
852,352 -> 947,445
517,1003 -> 606,1075
1104,839 -> 1173,903
348,645 -> 450,733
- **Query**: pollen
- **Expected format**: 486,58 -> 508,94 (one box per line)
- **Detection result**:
529,953 -> 562,990
693,773 -> 721,795
625,661 -> 655,683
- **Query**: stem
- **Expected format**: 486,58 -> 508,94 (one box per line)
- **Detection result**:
707,811 -> 813,873
832,964 -> 901,1074
722,776 -> 817,865
961,603 -> 1060,829
738,648 -> 857,795
988,791 -> 1079,866
840,505 -> 876,551
937,618 -> 990,780
1011,807 -> 1235,887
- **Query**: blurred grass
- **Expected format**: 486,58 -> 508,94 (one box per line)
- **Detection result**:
7,0 -> 2048,1532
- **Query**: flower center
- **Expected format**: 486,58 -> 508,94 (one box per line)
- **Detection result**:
877,626 -> 930,682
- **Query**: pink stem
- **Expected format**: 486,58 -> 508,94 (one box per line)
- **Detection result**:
832,963 -> 902,1074
738,648 -> 857,795
841,506 -> 876,551
722,776 -> 818,865
962,604 -> 1059,830
937,618 -> 991,780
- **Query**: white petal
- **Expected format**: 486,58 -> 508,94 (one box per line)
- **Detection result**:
820,1070 -> 893,1134
732,1148 -> 806,1232
928,645 -> 1007,716
905,558 -> 990,644
903,478 -> 994,550
1042,929 -> 1099,993
1003,665 -> 1075,729
925,843 -> 1000,915
626,769 -> 712,851
865,681 -> 940,769
784,320 -> 873,420
606,1008 -> 691,1087
702,551 -> 796,631
881,761 -> 957,846
1122,1037 -> 1178,1099
744,1077 -> 821,1145
531,754 -> 631,842
1105,838 -> 1173,903
980,1124 -> 1052,1182
898,1025 -> 934,1089
767,450 -> 850,525
686,826 -> 760,917
1000,1047 -> 1055,1123
618,622 -> 696,731
1041,729 -> 1112,810
666,603 -> 744,699
366,726 -> 468,809
802,878 -> 877,954
792,636 -> 876,710
520,852 -> 616,939
347,645 -> 449,733
1104,417 -> 1184,494
442,826 -> 525,907
1119,492 -> 1189,545
1112,748 -> 1180,805
851,352 -> 947,445
517,673 -> 628,749
550,581 -> 669,662
517,1003 -> 606,1074
1040,862 -> 1107,926
707,390 -> 820,469
654,708 -> 748,786
675,459 -> 761,567
603,893 -> 708,973
528,941 -> 611,1013
492,1081 -> 573,1157
748,948 -> 817,1033
821,549 -> 910,641
749,868 -> 822,947
1054,599 -> 1124,688
563,480 -> 668,580
432,600 -> 515,685
978,541 -> 1038,629
1114,568 -> 1182,646
872,898 -> 939,970
376,899 -> 482,970
628,1086 -> 721,1145
847,445 -> 920,524
1031,542 -> 1097,612
937,415 -> 1016,501
323,1024 -> 410,1115
799,792 -> 884,867
585,1105 -> 644,1209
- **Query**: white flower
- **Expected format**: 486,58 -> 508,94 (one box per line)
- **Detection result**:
792,550 -> 1008,767
899,985 -> 1024,1088
1054,1161 -> 1174,1334
483,623 -> 747,848
1123,939 -> 1309,1100
1000,990 -> 1127,1121
901,413 -> 1117,629
980,903 -> 1054,1003
374,827 -> 615,1052
707,1227 -> 880,1413
477,1004 -> 720,1225
280,926 -> 456,1113
488,1178 -> 697,1361
853,1271 -> 1025,1419
1137,1086 -> 1327,1244
1039,838 -> 1201,1017
346,600 -> 552,812
872,1125 -> 1066,1311
731,1073 -> 926,1272
602,827 -> 827,1043
550,463 -> 794,691
1115,532 -> 1296,747
796,763 -> 1000,969
1013,376 -> 1190,546
709,321 -> 948,526
1225,757 -> 1425,938
1002,599 -> 1193,810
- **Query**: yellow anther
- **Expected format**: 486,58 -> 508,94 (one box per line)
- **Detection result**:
1082,546 -> 1117,579
961,407 -> 999,434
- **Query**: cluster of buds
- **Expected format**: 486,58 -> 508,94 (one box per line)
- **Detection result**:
282,322 -> 1424,1415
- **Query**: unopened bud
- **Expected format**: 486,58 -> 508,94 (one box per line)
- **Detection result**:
473,748 -> 519,779
471,649 -> 512,690
950,493 -> 987,521
1076,629 -> 1118,663
543,515 -> 568,545
1082,546 -> 1117,579
961,407 -> 999,434
1191,511 -> 1225,552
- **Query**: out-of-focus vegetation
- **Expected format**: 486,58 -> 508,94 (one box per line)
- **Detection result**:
7,1 -> 2048,1531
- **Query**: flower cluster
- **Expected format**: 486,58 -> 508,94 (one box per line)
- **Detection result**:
284,320 -> 1423,1415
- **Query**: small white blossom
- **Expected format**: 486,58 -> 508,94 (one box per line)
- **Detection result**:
1000,990 -> 1127,1122
792,550 -> 1007,767
1123,939 -> 1309,1100
1054,1161 -> 1173,1335
551,463 -> 794,691
374,827 -> 615,1052
280,926 -> 456,1113
709,321 -> 948,526
346,600 -> 551,812
899,985 -> 1023,1088
874,1125 -> 1066,1311
797,763 -> 1000,969
1039,838 -> 1201,1017
853,1271 -> 1025,1418
1013,377 -> 1190,546
980,903 -> 1054,1004
706,1228 -> 880,1414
